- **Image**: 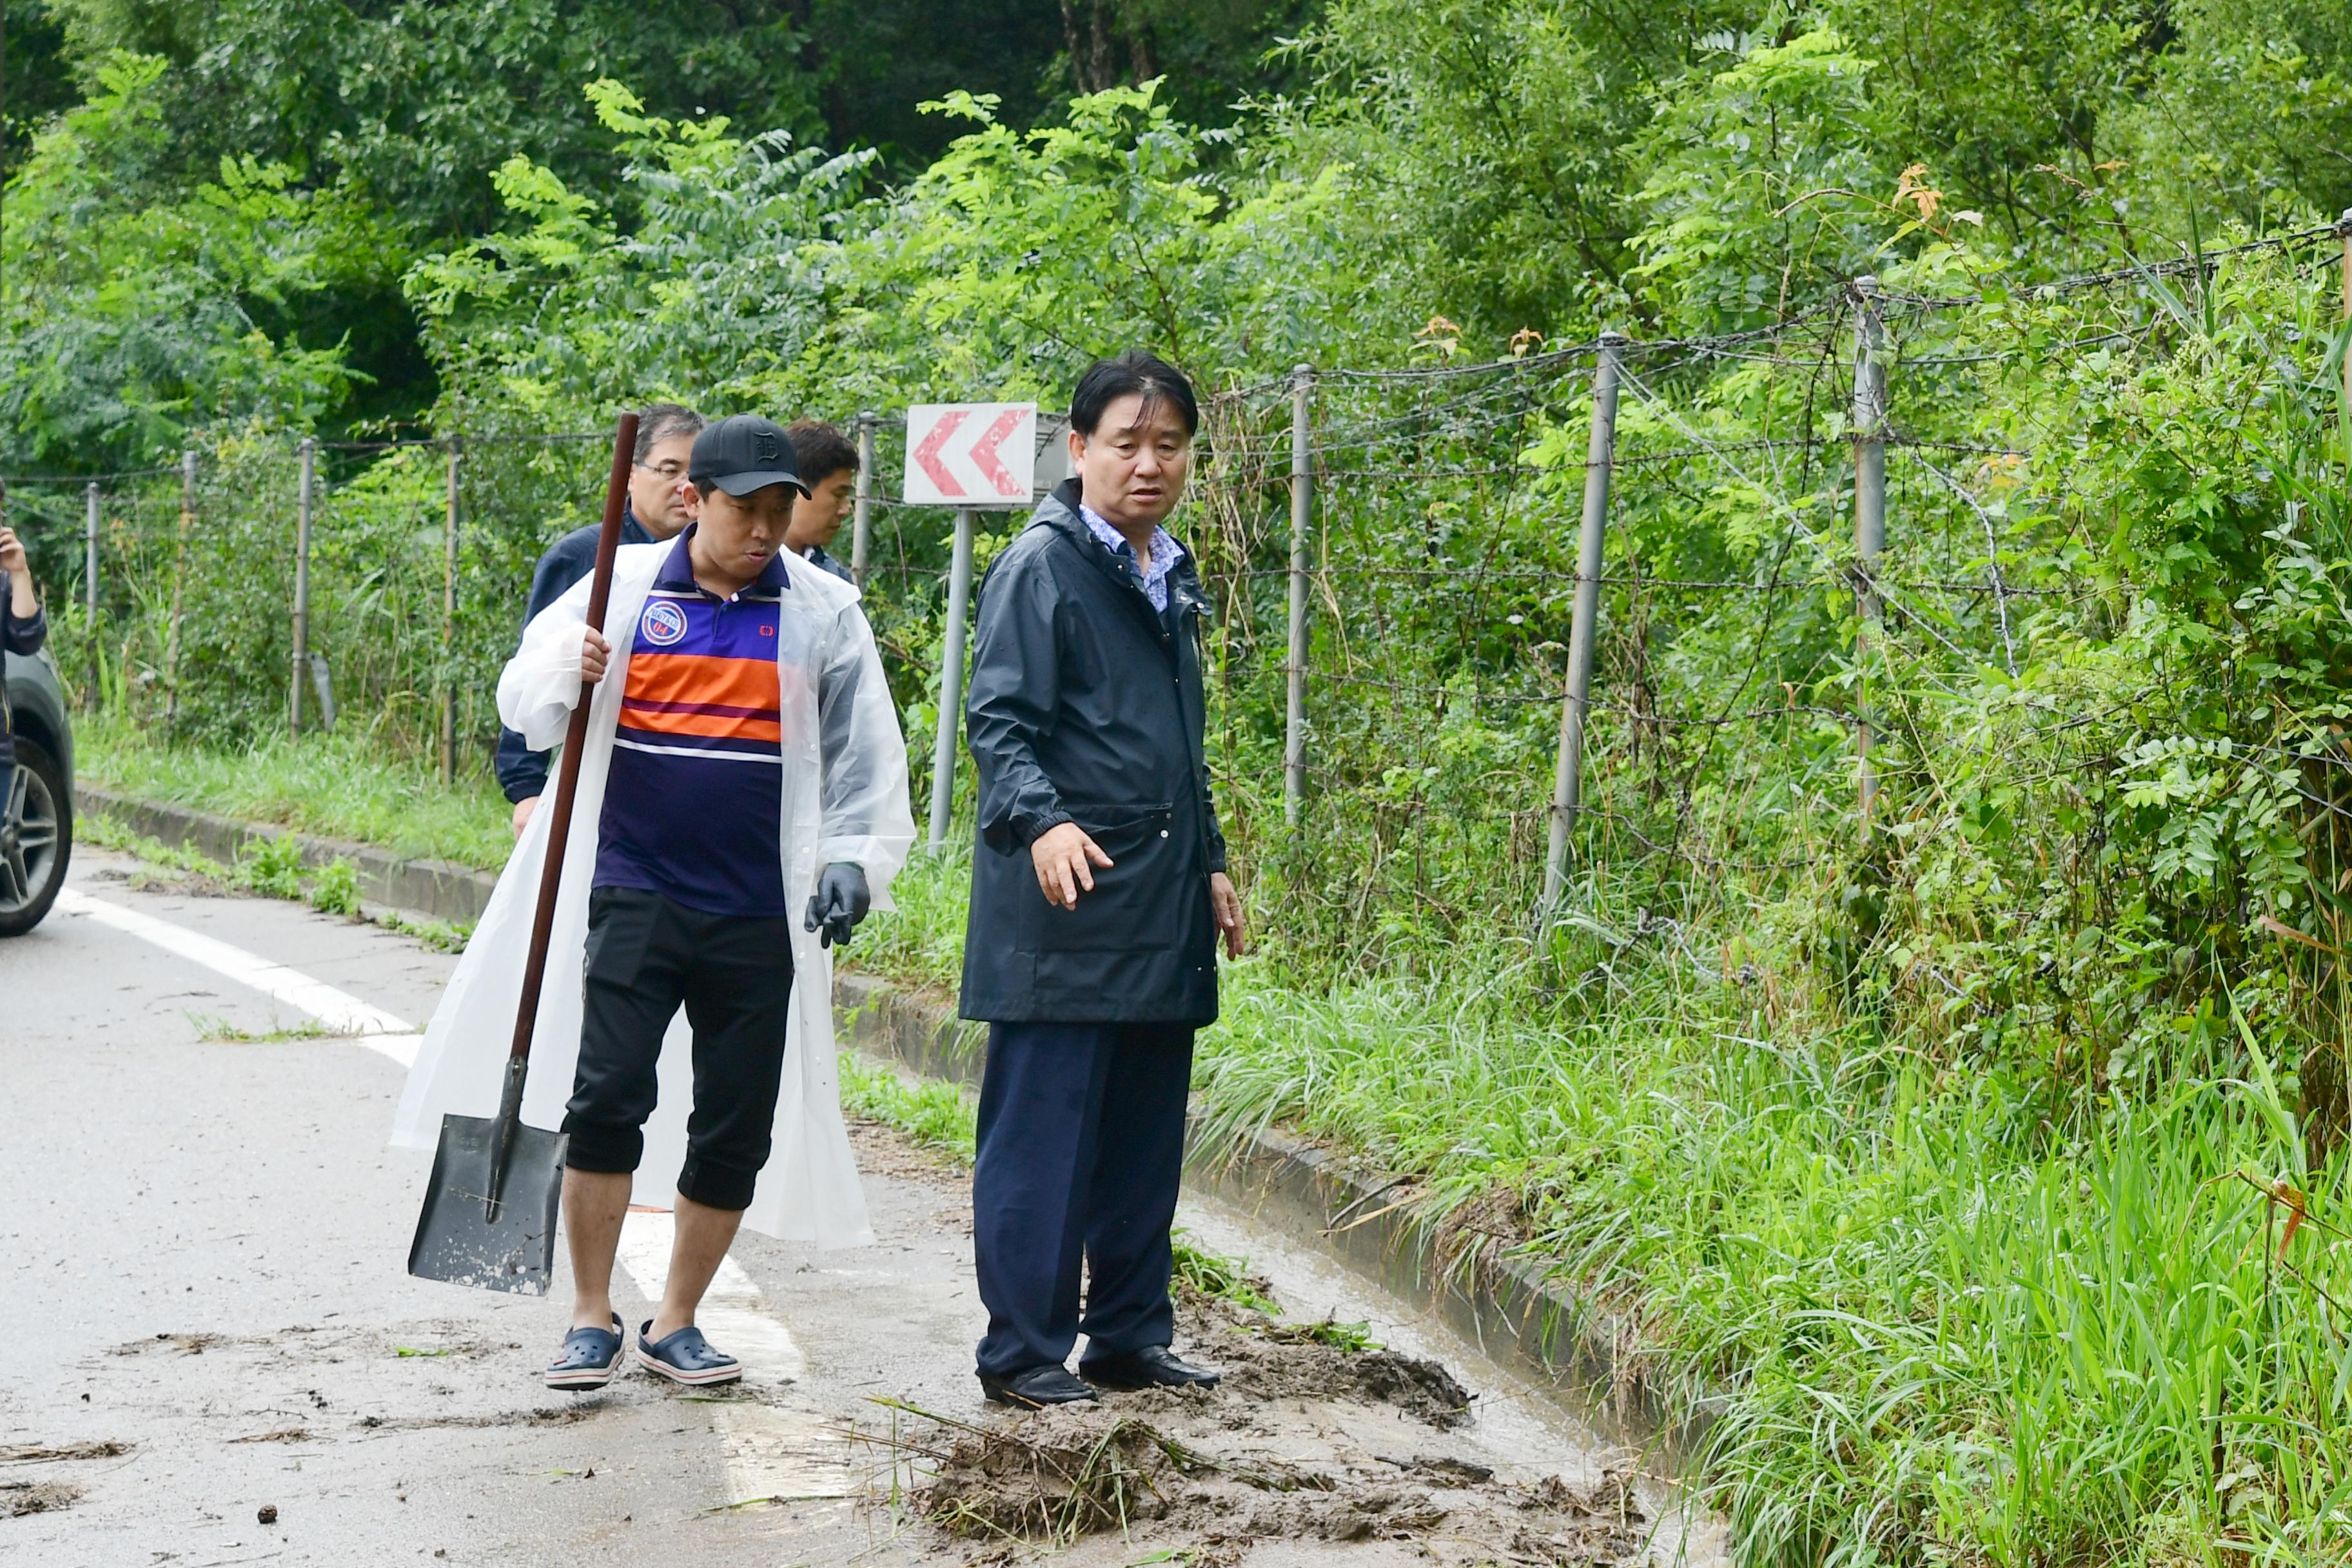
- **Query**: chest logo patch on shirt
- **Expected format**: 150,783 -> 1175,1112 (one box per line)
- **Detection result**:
639,600 -> 689,647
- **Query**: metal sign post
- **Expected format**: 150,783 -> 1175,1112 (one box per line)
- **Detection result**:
850,411 -> 876,589
928,506 -> 977,847
904,402 -> 1039,848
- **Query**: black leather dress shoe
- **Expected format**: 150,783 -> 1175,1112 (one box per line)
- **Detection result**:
1079,1345 -> 1222,1390
979,1365 -> 1100,1407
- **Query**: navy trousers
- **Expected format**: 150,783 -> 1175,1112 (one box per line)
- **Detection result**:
971,1021 -> 1195,1380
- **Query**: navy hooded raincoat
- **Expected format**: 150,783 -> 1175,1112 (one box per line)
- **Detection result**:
958,480 -> 1226,1025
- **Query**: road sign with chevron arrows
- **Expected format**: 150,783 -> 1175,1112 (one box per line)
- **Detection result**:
902,402 -> 1037,505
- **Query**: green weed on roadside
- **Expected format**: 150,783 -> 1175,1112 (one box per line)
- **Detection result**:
83,810 -> 428,937
376,909 -> 474,952
188,1013 -> 348,1043
839,1053 -> 978,1163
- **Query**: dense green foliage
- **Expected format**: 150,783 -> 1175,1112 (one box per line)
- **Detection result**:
28,2 -> 2352,1562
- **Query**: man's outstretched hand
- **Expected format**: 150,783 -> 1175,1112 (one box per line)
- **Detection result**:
805,863 -> 870,948
1030,821 -> 1111,910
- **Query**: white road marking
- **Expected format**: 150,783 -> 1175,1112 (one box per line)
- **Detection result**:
53,888 -> 422,1063
711,1404 -> 859,1507
614,1210 -> 808,1383
613,1210 -> 854,1505
58,886 -> 848,1504
350,1032 -> 421,1067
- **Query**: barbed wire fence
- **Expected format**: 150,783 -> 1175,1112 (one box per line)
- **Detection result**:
14,216 -> 2352,954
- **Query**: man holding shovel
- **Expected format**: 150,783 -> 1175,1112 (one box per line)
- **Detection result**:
960,351 -> 1247,1407
393,414 -> 914,1389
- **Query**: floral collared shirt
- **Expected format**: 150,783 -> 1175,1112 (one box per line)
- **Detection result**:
1078,504 -> 1183,612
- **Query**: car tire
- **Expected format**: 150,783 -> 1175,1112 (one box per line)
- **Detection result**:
0,734 -> 71,936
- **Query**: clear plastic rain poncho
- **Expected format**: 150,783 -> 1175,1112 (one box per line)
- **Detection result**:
391,542 -> 914,1246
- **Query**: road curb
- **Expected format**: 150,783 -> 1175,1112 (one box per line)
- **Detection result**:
76,786 -> 501,926
77,787 -> 1707,1465
832,972 -> 1712,1466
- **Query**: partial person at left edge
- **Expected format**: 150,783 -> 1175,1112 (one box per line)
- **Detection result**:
498,404 -> 705,836
0,477 -> 74,937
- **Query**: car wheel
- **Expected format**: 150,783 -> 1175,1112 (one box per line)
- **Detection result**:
0,735 -> 71,936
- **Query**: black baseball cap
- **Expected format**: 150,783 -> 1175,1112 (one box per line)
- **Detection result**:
689,414 -> 808,498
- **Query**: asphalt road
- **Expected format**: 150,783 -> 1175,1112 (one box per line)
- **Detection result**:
3,848 -> 1713,1567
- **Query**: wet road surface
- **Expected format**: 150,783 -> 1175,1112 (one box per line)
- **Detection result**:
3,848 -> 1715,1566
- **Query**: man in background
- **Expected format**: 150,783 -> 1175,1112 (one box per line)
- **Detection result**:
781,418 -> 858,584
498,404 -> 703,834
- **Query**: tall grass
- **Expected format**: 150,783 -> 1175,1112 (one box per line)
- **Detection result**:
859,851 -> 2352,1564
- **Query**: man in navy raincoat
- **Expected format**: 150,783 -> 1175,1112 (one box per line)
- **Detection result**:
959,351 -> 1248,1407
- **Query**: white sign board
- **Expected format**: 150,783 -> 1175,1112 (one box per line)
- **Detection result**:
903,402 -> 1038,506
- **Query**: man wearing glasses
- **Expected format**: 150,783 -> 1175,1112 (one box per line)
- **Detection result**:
498,404 -> 705,834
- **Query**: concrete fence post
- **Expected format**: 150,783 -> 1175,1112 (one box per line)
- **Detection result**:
440,436 -> 460,786
1541,333 -> 1625,921
83,480 -> 98,623
927,505 -> 977,848
164,449 -> 196,727
292,438 -> 314,736
1850,275 -> 1888,825
1284,365 -> 1314,830
852,411 -> 876,589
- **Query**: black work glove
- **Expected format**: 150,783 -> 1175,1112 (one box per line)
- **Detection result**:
804,863 -> 871,949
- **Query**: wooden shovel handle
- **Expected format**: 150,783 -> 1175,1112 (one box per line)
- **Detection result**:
508,412 -> 640,1067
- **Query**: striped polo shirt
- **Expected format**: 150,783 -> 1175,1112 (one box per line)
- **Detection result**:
593,529 -> 792,917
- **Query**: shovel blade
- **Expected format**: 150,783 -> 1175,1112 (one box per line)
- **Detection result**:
407,1112 -> 568,1295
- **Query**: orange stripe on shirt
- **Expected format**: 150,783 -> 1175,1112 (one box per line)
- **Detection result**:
624,652 -> 779,712
618,707 -> 784,745
620,652 -> 781,743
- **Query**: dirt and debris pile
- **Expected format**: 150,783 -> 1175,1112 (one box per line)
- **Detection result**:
918,1406 -> 1207,1540
1190,1297 -> 1474,1428
883,1296 -> 1656,1566
2,1480 -> 84,1518
1505,1469 -> 1651,1565
0,1441 -> 128,1463
900,1399 -> 1652,1565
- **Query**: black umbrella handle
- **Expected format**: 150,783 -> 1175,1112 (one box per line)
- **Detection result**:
506,413 -> 638,1072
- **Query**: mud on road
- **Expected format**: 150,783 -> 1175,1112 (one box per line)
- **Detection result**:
894,1294 -> 1650,1567
6,856 -> 1703,1566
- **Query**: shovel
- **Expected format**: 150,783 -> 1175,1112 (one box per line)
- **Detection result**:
407,411 -> 641,1294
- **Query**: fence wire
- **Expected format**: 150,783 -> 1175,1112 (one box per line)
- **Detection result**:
12,226 -> 2352,950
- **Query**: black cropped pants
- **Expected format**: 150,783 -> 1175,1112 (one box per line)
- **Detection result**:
562,885 -> 795,1211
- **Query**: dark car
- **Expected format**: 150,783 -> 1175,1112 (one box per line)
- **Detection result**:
1,642 -> 72,935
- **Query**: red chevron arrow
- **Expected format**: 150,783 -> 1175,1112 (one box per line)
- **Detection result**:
912,407 -> 968,497
969,406 -> 1027,497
